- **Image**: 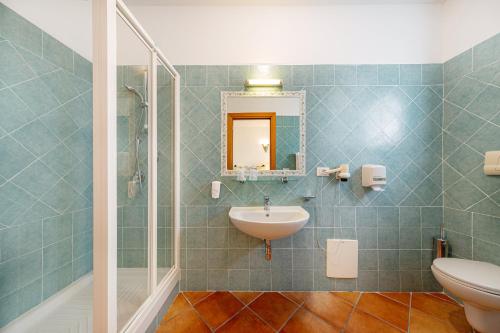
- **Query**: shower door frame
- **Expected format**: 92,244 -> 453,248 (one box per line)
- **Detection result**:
92,1 -> 181,332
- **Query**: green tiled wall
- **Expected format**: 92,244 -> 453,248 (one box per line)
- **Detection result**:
0,4 -> 92,327
178,63 -> 445,292
117,65 -> 149,268
276,116 -> 300,170
443,33 -> 500,264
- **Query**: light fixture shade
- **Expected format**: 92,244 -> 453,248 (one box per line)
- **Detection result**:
259,138 -> 270,152
245,79 -> 283,88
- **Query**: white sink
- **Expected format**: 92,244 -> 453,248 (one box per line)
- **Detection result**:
229,206 -> 310,240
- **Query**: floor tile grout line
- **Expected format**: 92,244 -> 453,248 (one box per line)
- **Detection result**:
407,292 -> 413,333
354,306 -> 408,333
245,303 -> 281,332
377,292 -> 411,307
165,291 -> 466,332
340,291 -> 362,332
159,294 -> 195,325
230,290 -> 263,306
411,306 -> 471,332
279,292 -> 305,306
187,294 -> 220,332
212,307 -> 244,332
354,292 -> 414,332
172,293 -> 211,330
211,291 -> 264,332
275,302 -> 303,332
295,303 -> 342,331
425,291 -> 456,304
245,292 -> 296,332
181,291 -> 214,307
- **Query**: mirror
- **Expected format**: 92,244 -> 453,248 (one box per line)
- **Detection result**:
221,91 -> 306,176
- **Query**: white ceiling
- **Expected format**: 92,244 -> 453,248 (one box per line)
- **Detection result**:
124,0 -> 446,6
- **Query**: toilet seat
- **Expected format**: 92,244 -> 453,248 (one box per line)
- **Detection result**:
433,258 -> 500,296
432,258 -> 500,333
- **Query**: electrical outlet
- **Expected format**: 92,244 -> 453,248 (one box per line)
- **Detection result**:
317,167 -> 331,177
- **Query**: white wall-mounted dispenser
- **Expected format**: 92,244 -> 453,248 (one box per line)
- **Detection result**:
211,181 -> 221,199
362,164 -> 386,191
484,151 -> 500,175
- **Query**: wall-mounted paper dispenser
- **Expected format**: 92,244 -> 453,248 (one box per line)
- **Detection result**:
362,164 -> 386,191
484,151 -> 500,176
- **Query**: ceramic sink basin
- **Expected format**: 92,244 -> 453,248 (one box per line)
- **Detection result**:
229,206 -> 310,240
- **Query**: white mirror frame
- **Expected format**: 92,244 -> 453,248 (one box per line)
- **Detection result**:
221,90 -> 306,177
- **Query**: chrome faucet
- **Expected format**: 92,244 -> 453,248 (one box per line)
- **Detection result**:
264,195 -> 271,215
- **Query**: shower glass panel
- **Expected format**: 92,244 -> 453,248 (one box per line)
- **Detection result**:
116,13 -> 151,330
156,61 -> 175,284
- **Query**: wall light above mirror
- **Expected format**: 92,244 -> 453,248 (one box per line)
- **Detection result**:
221,91 -> 306,177
245,79 -> 283,88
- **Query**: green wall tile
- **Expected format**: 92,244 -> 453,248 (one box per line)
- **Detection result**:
43,238 -> 72,274
335,65 -> 356,85
73,53 -> 92,82
0,42 -> 36,85
473,214 -> 500,245
473,33 -> 500,70
186,65 -> 206,86
43,214 -> 72,246
292,65 -> 313,86
207,66 -> 228,86
42,262 -> 72,300
313,64 -> 334,85
378,65 -> 399,85
0,4 -> 42,56
357,65 -> 377,85
473,239 -> 500,266
0,290 -> 20,327
42,33 -> 73,72
422,64 -> 443,85
400,64 -> 422,85
444,49 -> 472,82
228,269 -> 249,290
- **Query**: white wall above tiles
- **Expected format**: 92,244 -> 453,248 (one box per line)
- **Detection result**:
124,0 -> 446,5
125,4 -> 443,65
4,0 -> 500,65
1,0 -> 92,60
442,0 -> 500,62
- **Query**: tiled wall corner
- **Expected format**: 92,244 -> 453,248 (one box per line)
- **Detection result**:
443,32 -> 500,265
0,4 -> 93,327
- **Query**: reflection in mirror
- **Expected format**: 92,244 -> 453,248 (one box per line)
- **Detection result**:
228,113 -> 275,171
222,91 -> 305,176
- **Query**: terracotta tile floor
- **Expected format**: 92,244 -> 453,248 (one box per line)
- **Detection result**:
157,291 -> 472,333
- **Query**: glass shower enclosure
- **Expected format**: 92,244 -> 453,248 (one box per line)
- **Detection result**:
93,1 -> 180,332
0,0 -> 178,331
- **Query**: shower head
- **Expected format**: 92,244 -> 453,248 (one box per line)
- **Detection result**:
125,85 -> 148,107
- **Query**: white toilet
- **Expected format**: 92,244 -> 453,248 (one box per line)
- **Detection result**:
432,258 -> 500,333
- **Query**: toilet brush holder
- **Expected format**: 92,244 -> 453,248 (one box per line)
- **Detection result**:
433,225 -> 449,259
433,237 -> 449,259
